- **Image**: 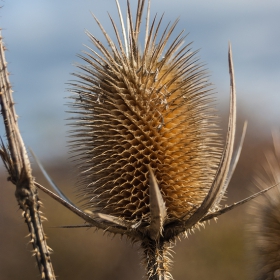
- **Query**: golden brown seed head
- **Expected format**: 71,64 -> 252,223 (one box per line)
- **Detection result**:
69,1 -> 222,225
248,131 -> 280,279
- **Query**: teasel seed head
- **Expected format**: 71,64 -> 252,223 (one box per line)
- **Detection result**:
63,0 -> 240,278
69,0 -> 221,226
30,0 -> 277,276
248,131 -> 280,280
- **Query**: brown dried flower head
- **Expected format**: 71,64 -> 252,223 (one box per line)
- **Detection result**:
33,1 -> 263,279
248,131 -> 280,280
69,2 -> 221,226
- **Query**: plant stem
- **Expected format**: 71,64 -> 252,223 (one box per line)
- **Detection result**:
0,30 -> 56,280
141,237 -> 172,280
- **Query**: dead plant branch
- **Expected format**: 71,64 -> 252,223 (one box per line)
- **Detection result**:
0,30 -> 56,280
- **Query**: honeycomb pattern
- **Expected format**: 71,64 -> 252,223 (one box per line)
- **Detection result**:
69,16 -> 222,224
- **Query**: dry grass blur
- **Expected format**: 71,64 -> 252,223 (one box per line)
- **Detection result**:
0,108 -> 275,280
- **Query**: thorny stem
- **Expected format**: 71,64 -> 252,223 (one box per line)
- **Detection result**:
141,238 -> 172,280
0,31 -> 56,279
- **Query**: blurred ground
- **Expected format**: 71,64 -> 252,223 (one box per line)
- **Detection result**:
0,109 -> 277,280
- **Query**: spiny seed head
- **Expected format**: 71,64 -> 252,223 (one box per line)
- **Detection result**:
248,131 -> 280,279
68,0 -> 221,227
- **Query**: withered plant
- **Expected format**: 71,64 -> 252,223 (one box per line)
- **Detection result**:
0,32 -> 56,279
248,131 -> 280,280
0,1 -> 278,280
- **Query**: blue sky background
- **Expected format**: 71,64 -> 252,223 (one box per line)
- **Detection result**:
1,0 -> 280,162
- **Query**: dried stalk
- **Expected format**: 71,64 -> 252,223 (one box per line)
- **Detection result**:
0,31 -> 56,280
141,238 -> 173,280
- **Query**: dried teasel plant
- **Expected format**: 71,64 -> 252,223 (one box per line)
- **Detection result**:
248,131 -> 280,280
1,1 -> 278,279
30,1 -> 278,279
0,32 -> 56,279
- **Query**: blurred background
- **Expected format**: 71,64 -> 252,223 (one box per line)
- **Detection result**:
0,0 -> 279,279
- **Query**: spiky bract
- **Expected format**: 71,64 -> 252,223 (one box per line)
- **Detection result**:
69,1 -> 221,227
249,132 -> 280,280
